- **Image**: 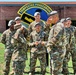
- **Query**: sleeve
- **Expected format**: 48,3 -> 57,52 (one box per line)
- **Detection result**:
24,28 -> 29,38
13,29 -> 22,43
28,23 -> 32,34
14,29 -> 20,39
0,31 -> 6,44
28,33 -> 35,47
74,27 -> 76,43
74,27 -> 76,37
47,27 -> 54,47
47,23 -> 64,47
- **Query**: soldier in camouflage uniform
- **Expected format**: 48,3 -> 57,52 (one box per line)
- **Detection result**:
60,18 -> 70,75
44,13 -> 53,66
11,25 -> 27,75
29,22 -> 47,75
62,17 -> 76,75
28,12 -> 45,33
0,20 -> 16,75
28,12 -> 47,67
47,11 -> 67,75
10,17 -> 28,75
15,16 -> 28,38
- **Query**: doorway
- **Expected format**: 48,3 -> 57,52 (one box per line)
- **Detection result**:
6,20 -> 9,29
72,20 -> 76,26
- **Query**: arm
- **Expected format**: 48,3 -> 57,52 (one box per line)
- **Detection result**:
28,33 -> 35,47
48,23 -> 64,46
0,31 -> 6,44
28,23 -> 32,34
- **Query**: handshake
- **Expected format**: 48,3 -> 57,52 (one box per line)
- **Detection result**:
34,41 -> 45,46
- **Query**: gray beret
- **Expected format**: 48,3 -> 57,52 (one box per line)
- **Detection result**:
34,12 -> 40,16
48,11 -> 58,17
66,17 -> 71,21
15,16 -> 21,21
8,20 -> 16,26
35,22 -> 41,27
60,18 -> 66,23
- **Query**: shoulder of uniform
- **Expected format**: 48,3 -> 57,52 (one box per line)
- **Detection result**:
71,25 -> 75,28
3,29 -> 9,34
51,25 -> 55,28
30,21 -> 35,25
70,25 -> 76,30
57,22 -> 64,26
40,20 -> 45,24
30,31 -> 36,35
29,21 -> 35,27
16,29 -> 21,33
56,22 -> 64,28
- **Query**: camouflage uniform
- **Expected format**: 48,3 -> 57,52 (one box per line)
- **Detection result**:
62,26 -> 76,75
47,22 -> 67,75
29,30 -> 47,75
12,28 -> 27,75
29,20 -> 45,33
0,29 -> 16,75
73,27 -> 76,74
28,20 -> 45,67
44,24 -> 51,66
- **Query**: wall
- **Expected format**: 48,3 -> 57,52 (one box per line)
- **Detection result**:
0,5 -> 76,32
0,6 -> 21,32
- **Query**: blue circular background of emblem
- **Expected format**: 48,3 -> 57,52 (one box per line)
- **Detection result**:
18,3 -> 52,27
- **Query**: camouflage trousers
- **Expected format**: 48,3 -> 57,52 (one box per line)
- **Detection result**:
13,61 -> 25,75
62,50 -> 70,75
63,47 -> 76,75
30,52 -> 46,75
50,47 -> 66,75
3,49 -> 13,75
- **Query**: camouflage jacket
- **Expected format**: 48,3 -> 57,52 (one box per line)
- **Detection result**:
0,29 -> 15,50
29,30 -> 47,54
65,26 -> 76,49
12,29 -> 27,61
44,24 -> 51,41
47,22 -> 67,48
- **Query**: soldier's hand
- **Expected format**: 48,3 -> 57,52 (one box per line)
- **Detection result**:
34,41 -> 39,46
47,46 -> 51,53
46,16 -> 52,25
41,41 -> 45,46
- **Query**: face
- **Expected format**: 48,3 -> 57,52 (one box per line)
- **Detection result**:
67,20 -> 71,27
34,15 -> 41,21
47,16 -> 53,24
52,14 -> 59,24
35,25 -> 41,32
16,20 -> 21,24
10,24 -> 14,30
63,21 -> 68,27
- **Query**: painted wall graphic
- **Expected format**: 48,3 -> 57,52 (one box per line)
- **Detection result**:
18,3 -> 52,27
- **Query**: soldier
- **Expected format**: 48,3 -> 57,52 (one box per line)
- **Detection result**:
29,22 -> 47,75
15,16 -> 21,24
47,11 -> 67,75
28,12 -> 48,67
28,12 -> 45,33
62,17 -> 76,75
10,17 -> 28,75
11,25 -> 27,75
0,20 -> 16,75
60,18 -> 69,75
44,13 -> 53,66
15,16 -> 28,39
